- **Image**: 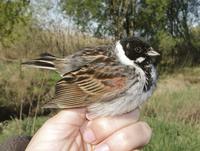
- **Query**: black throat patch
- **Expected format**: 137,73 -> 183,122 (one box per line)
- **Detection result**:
143,65 -> 153,92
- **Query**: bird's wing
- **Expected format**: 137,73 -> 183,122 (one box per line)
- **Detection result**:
43,63 -> 139,109
57,46 -> 114,75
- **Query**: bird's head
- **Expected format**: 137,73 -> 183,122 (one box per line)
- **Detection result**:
119,37 -> 160,66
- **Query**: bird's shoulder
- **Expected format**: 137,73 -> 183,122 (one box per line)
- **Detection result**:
70,45 -> 115,63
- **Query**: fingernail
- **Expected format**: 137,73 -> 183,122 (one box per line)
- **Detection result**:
95,144 -> 110,151
83,129 -> 96,142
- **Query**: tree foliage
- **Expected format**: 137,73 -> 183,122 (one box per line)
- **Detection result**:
62,0 -> 199,38
61,0 -> 138,38
61,0 -> 200,65
0,0 -> 30,42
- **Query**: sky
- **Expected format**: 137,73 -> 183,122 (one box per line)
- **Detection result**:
30,0 -> 72,30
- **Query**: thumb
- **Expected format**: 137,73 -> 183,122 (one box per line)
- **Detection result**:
26,108 -> 86,150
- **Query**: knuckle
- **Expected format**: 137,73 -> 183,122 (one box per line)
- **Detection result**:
88,118 -> 112,141
93,118 -> 112,132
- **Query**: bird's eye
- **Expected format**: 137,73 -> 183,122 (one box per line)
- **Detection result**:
135,47 -> 142,53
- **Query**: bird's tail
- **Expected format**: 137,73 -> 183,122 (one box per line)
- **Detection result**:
21,53 -> 57,71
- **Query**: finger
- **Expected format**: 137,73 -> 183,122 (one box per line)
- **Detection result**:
82,109 -> 140,144
94,121 -> 152,151
40,108 -> 86,138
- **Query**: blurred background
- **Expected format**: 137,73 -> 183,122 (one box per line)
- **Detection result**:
0,0 -> 199,150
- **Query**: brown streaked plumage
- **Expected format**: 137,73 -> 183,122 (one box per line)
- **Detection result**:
22,37 -> 159,118
44,62 -> 134,109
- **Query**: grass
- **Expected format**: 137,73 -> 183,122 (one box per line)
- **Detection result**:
141,67 -> 200,150
0,67 -> 199,151
144,117 -> 200,151
0,30 -> 199,150
0,29 -> 109,114
0,116 -> 48,143
0,30 -> 110,144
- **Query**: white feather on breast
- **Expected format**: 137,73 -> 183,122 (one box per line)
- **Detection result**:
114,41 -> 134,66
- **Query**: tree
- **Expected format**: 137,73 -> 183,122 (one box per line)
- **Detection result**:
61,0 -> 138,39
0,0 -> 30,43
62,0 -> 199,39
61,0 -> 200,65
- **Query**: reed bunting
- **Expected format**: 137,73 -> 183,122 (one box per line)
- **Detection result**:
22,37 -> 160,118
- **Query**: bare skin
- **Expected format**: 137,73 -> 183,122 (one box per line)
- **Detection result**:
26,108 -> 151,151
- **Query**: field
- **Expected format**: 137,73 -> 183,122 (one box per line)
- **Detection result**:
142,68 -> 200,151
0,34 -> 199,150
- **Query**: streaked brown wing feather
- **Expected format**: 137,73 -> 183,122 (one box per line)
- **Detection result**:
43,64 -> 129,109
71,46 -> 114,64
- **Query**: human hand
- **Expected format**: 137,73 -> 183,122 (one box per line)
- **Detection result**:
26,108 -> 151,151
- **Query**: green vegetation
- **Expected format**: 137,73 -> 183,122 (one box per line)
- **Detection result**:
62,0 -> 200,65
0,0 -> 31,44
0,66 -> 199,150
144,118 -> 200,151
0,0 -> 199,150
0,116 -> 48,143
142,68 -> 200,150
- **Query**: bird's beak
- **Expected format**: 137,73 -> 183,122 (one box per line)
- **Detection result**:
146,47 -> 160,56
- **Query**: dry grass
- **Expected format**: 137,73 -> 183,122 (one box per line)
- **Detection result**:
0,28 -> 200,150
0,27 -> 110,60
141,67 -> 200,151
0,28 -> 110,108
0,29 -> 111,142
142,67 -> 200,126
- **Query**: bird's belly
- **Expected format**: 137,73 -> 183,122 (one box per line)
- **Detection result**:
87,81 -> 152,118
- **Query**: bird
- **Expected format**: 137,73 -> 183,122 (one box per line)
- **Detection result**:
22,37 -> 160,119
